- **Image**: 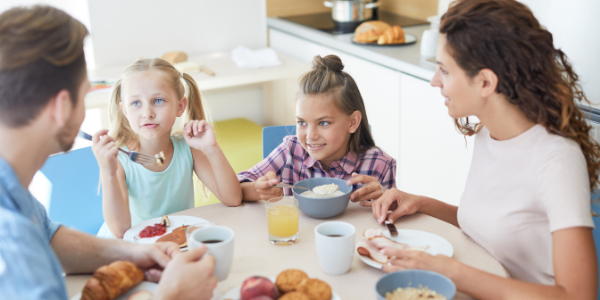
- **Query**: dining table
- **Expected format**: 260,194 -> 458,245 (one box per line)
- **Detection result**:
66,201 -> 509,300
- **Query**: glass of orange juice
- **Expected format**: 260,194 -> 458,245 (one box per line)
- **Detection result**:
266,196 -> 299,245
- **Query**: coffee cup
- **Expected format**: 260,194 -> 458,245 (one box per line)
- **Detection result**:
188,225 -> 234,281
314,221 -> 356,275
420,29 -> 439,58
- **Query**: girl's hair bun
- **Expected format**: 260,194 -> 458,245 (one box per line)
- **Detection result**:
312,55 -> 344,72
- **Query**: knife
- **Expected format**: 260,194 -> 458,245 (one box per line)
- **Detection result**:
385,219 -> 398,237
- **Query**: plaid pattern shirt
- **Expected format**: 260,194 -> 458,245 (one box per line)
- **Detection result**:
238,136 -> 396,195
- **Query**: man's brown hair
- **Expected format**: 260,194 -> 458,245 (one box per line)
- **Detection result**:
0,5 -> 88,127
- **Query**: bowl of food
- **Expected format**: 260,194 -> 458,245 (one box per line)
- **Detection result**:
292,177 -> 352,219
375,270 -> 456,300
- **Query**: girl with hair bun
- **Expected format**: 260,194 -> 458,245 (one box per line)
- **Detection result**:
238,54 -> 397,202
94,58 -> 242,238
373,0 -> 598,298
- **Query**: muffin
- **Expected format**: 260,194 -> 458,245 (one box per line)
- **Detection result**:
276,269 -> 309,293
296,278 -> 332,300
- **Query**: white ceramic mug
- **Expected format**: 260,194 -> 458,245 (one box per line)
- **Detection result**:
314,221 -> 356,275
420,29 -> 439,58
189,225 -> 234,281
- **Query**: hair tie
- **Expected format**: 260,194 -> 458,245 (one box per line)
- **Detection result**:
180,71 -> 184,78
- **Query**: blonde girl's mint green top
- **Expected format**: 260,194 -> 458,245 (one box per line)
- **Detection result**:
97,136 -> 195,238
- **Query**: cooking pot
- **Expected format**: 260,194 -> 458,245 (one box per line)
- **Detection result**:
324,0 -> 379,23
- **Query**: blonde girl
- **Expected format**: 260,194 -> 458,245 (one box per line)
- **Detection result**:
93,58 -> 242,238
238,55 -> 397,202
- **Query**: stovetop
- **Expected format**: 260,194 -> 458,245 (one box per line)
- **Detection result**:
280,11 -> 428,35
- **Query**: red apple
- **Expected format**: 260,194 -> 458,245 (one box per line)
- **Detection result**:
240,276 -> 279,300
250,297 -> 274,300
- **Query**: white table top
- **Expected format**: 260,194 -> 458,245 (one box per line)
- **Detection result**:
66,201 -> 508,300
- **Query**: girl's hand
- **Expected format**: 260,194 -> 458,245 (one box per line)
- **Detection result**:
91,129 -> 119,175
184,120 -> 217,152
371,188 -> 423,224
381,248 -> 458,279
255,171 -> 284,200
347,172 -> 385,204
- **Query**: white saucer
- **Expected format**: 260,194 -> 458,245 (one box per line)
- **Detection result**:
123,215 -> 208,244
70,281 -> 157,300
356,229 -> 454,269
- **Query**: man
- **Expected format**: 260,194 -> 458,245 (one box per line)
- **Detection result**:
0,6 -> 217,300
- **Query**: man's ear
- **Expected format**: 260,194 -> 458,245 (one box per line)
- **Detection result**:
477,68 -> 498,98
177,97 -> 188,117
50,89 -> 72,128
349,110 -> 362,134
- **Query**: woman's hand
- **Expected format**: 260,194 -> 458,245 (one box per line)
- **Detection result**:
381,248 -> 458,279
255,171 -> 284,200
371,188 -> 424,224
347,172 -> 385,204
91,129 -> 119,175
184,120 -> 218,152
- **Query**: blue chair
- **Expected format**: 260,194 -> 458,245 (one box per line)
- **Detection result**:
262,125 -> 296,159
39,146 -> 104,235
592,191 -> 600,300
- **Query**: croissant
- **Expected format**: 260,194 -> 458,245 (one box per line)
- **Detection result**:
81,261 -> 144,300
377,26 -> 406,45
354,21 -> 391,43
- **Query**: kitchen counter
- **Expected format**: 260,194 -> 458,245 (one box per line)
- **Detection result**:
267,17 -> 436,81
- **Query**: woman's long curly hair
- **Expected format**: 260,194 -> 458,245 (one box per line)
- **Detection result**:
440,0 -> 600,190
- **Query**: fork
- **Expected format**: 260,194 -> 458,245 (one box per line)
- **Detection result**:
78,130 -> 159,166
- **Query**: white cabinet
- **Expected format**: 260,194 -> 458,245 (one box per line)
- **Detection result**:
269,29 -> 472,206
269,29 -> 402,162
399,74 -> 473,206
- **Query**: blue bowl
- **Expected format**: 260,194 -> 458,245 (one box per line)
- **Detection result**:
292,178 -> 352,219
375,270 -> 456,300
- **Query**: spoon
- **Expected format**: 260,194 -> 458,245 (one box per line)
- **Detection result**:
273,183 -> 338,196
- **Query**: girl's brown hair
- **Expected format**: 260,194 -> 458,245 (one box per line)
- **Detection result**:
109,58 -> 208,149
298,55 -> 376,154
441,0 -> 600,190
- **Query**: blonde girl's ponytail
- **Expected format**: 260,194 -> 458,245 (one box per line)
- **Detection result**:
182,73 -> 208,123
108,79 -> 139,149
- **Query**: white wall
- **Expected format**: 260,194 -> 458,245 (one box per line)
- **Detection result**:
518,0 -> 600,106
87,0 -> 267,68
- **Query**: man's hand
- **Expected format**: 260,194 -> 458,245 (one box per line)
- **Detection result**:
255,171 -> 284,200
126,242 -> 180,282
154,245 -> 218,300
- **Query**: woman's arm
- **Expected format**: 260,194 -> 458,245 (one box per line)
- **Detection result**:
91,130 -> 131,238
383,227 -> 597,300
369,188 -> 459,227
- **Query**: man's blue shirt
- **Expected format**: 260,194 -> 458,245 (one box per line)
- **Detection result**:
0,156 -> 67,300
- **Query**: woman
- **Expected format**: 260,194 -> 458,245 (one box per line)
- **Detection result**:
369,0 -> 599,298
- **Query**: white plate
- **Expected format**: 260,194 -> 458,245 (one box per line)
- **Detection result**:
220,278 -> 341,300
356,229 -> 454,269
123,215 -> 208,244
70,281 -> 157,300
351,33 -> 417,46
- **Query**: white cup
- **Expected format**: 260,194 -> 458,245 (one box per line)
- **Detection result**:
420,29 -> 439,59
188,225 -> 234,281
314,221 -> 356,275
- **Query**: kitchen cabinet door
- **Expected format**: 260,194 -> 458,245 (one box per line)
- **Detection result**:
269,29 -> 402,161
399,73 -> 474,206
